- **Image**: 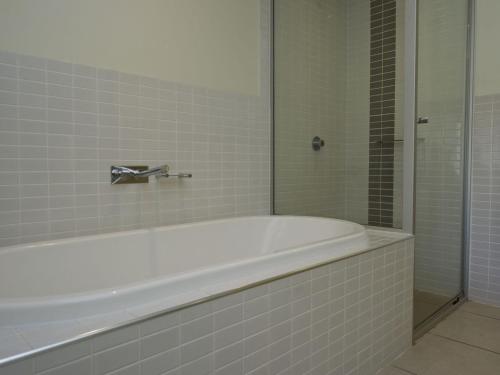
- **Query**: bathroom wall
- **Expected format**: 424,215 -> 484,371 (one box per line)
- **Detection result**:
344,0 -> 405,228
470,95 -> 500,306
344,0 -> 370,224
275,0 -> 405,228
468,0 -> 500,307
0,1 -> 271,247
0,0 -> 260,96
274,0 -> 347,218
273,0 -> 377,221
367,0 -> 397,228
392,0 -> 406,229
475,0 -> 500,97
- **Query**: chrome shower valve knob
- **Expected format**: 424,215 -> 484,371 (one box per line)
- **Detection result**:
312,136 -> 325,151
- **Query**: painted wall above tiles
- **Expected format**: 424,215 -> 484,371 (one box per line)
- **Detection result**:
475,0 -> 500,96
0,1 -> 271,247
0,0 -> 261,95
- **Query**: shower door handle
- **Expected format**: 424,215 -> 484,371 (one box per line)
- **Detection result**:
417,116 -> 429,124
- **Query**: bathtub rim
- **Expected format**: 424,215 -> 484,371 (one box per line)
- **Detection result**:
0,228 -> 412,367
0,215 -> 365,256
0,215 -> 368,307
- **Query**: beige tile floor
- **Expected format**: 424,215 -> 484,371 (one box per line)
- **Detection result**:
378,301 -> 500,375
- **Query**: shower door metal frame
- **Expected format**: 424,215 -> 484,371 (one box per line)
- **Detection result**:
270,0 -> 275,216
462,0 -> 475,302
410,0 -> 474,333
402,0 -> 417,235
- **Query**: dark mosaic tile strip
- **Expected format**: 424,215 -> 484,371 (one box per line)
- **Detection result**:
368,0 -> 396,227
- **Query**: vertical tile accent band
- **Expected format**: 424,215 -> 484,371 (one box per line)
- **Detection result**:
368,0 -> 396,227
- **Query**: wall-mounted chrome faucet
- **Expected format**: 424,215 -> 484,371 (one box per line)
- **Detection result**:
111,164 -> 192,184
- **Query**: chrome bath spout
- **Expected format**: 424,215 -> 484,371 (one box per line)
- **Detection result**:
111,164 -> 192,184
111,164 -> 169,184
112,164 -> 169,178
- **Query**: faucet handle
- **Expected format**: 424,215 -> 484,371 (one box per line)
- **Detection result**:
156,172 -> 192,179
158,164 -> 170,174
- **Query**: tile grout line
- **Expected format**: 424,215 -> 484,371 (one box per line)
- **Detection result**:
429,332 -> 500,357
459,309 -> 500,321
391,364 -> 418,375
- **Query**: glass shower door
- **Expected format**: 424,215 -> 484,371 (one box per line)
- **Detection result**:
413,0 -> 469,327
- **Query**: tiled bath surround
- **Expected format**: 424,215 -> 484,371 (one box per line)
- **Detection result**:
469,94 -> 500,307
0,1 -> 271,247
0,235 -> 414,375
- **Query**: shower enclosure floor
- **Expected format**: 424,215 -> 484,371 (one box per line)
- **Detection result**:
413,289 -> 453,327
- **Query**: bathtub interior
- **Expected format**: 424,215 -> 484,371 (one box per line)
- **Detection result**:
0,216 -> 366,300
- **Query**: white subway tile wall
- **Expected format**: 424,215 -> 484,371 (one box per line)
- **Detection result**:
274,0 -> 405,228
344,0 -> 370,225
414,119 -> 464,297
0,237 -> 414,375
274,0 -> 348,218
0,0 -> 271,247
1,56 -> 267,245
469,94 -> 500,307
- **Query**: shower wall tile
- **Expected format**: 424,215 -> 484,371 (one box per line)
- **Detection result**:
274,0 -> 347,219
469,94 -> 500,307
414,125 -> 464,298
344,0 -> 371,225
0,2 -> 271,247
368,0 -> 396,227
274,0 -> 404,228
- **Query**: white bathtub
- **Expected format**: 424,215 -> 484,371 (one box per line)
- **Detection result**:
0,216 -> 368,327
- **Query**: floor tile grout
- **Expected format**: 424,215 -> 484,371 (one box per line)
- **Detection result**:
391,364 -> 418,375
460,309 -> 500,321
429,331 -> 500,356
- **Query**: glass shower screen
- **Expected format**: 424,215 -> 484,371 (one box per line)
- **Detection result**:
273,0 -> 470,329
413,0 -> 469,327
274,0 -> 406,229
